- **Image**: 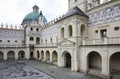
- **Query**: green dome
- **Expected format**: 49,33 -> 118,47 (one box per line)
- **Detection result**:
22,11 -> 47,24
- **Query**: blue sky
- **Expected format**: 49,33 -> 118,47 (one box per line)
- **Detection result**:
0,0 -> 68,25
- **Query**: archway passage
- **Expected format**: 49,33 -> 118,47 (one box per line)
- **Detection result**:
18,51 -> 25,59
7,51 -> 15,59
64,52 -> 71,68
52,51 -> 58,65
0,51 -> 4,60
41,51 -> 44,61
46,51 -> 50,63
30,52 -> 34,59
110,52 -> 120,79
88,51 -> 102,74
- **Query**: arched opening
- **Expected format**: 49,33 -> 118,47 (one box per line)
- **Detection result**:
0,51 -> 4,60
87,51 -> 102,74
18,51 -> 25,59
81,24 -> 86,38
30,37 -> 34,41
37,50 -> 40,59
61,27 -> 64,38
46,51 -> 50,63
36,37 -> 40,45
7,51 -> 15,59
52,51 -> 58,65
30,52 -> 34,59
110,52 -> 120,78
68,25 -> 73,37
63,52 -> 71,68
41,51 -> 44,61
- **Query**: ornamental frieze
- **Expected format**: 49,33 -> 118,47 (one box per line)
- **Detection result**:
88,3 -> 120,26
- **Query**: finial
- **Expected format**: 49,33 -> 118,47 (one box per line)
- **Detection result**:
40,11 -> 43,15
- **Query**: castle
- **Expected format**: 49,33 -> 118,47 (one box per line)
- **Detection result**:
0,0 -> 120,79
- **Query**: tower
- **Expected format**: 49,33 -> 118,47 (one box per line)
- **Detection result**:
68,0 -> 87,12
38,11 -> 44,25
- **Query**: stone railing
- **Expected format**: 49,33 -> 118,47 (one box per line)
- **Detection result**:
82,37 -> 120,45
35,43 -> 57,47
0,44 -> 26,48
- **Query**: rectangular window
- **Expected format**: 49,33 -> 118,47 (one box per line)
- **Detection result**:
100,29 -> 107,38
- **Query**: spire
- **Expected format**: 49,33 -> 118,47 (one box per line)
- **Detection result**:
33,5 -> 39,12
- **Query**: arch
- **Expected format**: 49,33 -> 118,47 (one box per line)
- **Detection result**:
110,52 -> 120,78
46,50 -> 50,63
52,51 -> 58,65
41,50 -> 44,60
61,27 -> 64,38
87,51 -> 102,73
37,50 -> 40,58
80,24 -> 86,38
62,51 -> 72,68
30,37 -> 34,41
68,25 -> 73,37
7,51 -> 15,59
30,51 -> 34,59
0,51 -> 4,60
18,50 -> 25,59
36,37 -> 40,44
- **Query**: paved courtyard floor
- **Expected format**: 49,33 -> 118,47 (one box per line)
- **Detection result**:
0,60 -> 103,79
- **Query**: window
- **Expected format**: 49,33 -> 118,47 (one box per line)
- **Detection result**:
114,27 -> 119,31
30,37 -> 34,41
30,27 -> 33,31
74,0 -> 77,2
51,38 -> 52,43
15,40 -> 17,43
8,40 -> 10,42
95,30 -> 98,33
0,40 -> 2,42
61,28 -> 64,38
68,25 -> 73,37
45,39 -> 47,44
100,29 -> 107,38
36,28 -> 39,31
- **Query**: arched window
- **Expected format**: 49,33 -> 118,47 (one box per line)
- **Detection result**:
68,25 -> 72,37
61,27 -> 64,38
81,25 -> 86,38
45,39 -> 47,44
51,38 -> 52,44
30,37 -> 34,41
36,28 -> 39,31
30,27 -> 33,31
36,37 -> 40,44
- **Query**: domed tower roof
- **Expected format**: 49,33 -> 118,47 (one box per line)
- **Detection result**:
21,5 -> 47,25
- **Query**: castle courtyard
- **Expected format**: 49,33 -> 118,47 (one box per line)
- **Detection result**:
0,60 -> 102,79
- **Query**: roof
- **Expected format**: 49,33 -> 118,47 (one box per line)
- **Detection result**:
60,7 -> 89,21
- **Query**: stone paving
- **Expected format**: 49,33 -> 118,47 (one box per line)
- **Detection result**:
0,60 -> 55,79
0,60 -> 103,79
26,60 -> 103,79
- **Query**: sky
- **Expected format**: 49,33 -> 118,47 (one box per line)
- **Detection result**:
0,0 -> 68,26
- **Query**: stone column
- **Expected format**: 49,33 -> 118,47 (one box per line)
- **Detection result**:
26,47 -> 30,59
50,52 -> 52,63
101,50 -> 110,78
4,53 -> 7,60
15,52 -> 18,60
44,52 -> 46,62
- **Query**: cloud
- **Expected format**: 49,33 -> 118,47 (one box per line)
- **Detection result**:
0,0 -> 68,25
